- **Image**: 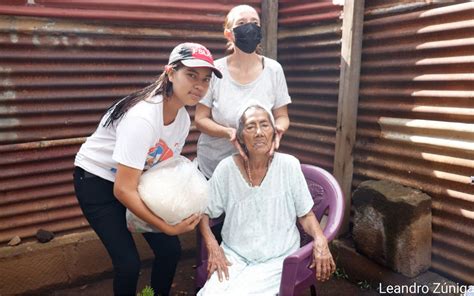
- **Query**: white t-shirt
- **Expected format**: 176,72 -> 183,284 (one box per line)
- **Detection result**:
75,95 -> 190,182
196,56 -> 291,178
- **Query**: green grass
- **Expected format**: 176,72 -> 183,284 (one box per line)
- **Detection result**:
137,286 -> 154,296
334,267 -> 349,280
357,280 -> 372,290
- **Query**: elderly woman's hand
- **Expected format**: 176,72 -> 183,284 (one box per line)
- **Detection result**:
309,236 -> 336,281
206,240 -> 232,282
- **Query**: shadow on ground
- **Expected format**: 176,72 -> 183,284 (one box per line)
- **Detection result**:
50,252 -> 378,296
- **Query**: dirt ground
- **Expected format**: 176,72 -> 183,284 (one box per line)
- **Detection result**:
48,252 -> 379,296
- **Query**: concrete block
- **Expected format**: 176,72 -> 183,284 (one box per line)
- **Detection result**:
352,180 -> 432,277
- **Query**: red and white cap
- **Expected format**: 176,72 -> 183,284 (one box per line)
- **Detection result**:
168,42 -> 222,78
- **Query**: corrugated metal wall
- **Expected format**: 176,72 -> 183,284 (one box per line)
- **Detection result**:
355,1 -> 474,283
0,0 -> 261,244
1,0 -> 472,284
278,1 -> 343,171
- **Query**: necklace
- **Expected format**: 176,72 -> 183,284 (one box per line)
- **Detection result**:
244,157 -> 272,187
244,159 -> 255,186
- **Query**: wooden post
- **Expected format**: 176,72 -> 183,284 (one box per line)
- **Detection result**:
333,0 -> 365,233
261,0 -> 278,59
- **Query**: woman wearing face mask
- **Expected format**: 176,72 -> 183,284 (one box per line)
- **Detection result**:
195,4 -> 291,180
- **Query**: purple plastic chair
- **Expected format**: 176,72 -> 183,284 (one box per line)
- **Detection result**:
195,164 -> 345,296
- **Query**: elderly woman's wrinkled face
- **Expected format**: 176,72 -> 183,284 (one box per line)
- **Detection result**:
241,108 -> 274,155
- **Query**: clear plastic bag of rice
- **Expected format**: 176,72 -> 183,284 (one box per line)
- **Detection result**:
126,156 -> 209,232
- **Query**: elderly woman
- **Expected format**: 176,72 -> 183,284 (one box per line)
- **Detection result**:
197,104 -> 336,295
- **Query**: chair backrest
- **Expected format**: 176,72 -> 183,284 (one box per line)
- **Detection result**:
298,164 -> 345,244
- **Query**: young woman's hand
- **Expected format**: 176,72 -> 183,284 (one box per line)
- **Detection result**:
165,213 -> 201,236
206,240 -> 232,282
309,236 -> 336,282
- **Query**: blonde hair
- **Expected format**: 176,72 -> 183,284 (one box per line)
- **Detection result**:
224,5 -> 263,55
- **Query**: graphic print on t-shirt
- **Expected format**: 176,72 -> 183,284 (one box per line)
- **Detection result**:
145,139 -> 174,169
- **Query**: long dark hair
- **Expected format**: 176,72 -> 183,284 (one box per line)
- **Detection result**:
103,62 -> 182,128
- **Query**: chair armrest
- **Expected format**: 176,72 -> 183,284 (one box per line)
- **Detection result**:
283,242 -> 313,264
300,163 -> 345,242
280,242 -> 314,296
321,180 -> 344,242
323,213 -> 341,242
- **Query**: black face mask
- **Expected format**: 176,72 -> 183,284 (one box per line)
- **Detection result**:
233,23 -> 262,54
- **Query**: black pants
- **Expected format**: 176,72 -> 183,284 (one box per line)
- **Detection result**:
73,167 -> 181,296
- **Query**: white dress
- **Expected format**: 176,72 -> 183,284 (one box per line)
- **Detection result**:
198,153 -> 314,296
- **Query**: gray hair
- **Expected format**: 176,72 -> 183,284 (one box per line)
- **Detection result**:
236,104 -> 276,147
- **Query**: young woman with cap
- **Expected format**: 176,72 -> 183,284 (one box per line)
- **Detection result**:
73,42 -> 222,296
195,4 -> 291,179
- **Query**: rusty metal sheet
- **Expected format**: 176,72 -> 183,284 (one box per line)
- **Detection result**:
1,0 -> 26,4
355,1 -> 474,284
278,2 -> 343,172
279,2 -> 342,26
0,138 -> 85,243
0,1 -> 261,25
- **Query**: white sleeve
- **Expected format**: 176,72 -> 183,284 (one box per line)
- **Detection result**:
273,63 -> 292,109
175,132 -> 188,156
290,158 -> 314,217
175,110 -> 191,155
113,115 -> 157,170
205,164 -> 226,218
